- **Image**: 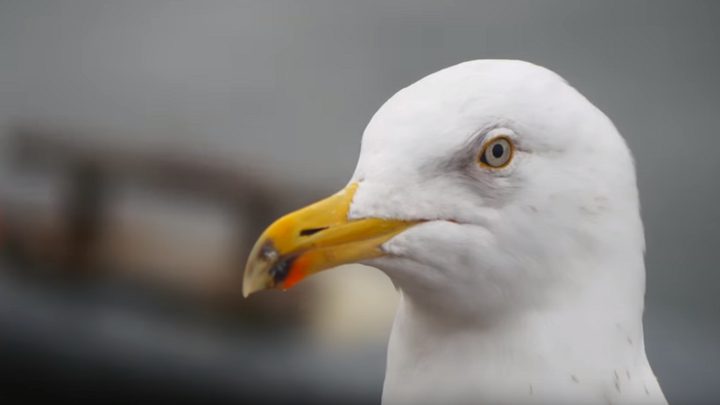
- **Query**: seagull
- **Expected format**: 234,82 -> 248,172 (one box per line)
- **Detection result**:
243,60 -> 667,404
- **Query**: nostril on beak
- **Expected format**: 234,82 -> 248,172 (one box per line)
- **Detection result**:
299,227 -> 328,237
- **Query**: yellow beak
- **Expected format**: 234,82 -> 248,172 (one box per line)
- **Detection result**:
242,183 -> 418,297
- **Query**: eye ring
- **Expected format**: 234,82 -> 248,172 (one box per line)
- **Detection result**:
478,136 -> 514,169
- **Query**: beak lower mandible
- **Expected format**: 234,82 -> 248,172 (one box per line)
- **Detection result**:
242,183 -> 418,297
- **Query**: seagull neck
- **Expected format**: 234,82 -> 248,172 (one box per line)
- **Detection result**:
387,259 -> 653,391
383,286 -> 664,404
395,285 -> 647,364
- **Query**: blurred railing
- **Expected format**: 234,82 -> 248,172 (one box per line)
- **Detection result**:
1,123 -> 319,323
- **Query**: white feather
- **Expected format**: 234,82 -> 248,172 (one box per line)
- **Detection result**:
346,60 -> 666,404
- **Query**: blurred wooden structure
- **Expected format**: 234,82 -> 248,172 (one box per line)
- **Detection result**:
0,124 -> 317,320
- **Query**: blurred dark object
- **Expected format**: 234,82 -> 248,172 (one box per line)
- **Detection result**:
62,160 -> 105,277
2,124 -> 306,316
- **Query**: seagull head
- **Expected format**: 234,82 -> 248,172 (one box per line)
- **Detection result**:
243,59 -> 645,322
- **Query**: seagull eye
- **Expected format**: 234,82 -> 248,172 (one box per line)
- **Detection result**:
479,137 -> 513,168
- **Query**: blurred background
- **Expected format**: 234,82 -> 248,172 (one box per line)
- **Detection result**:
0,0 -> 718,403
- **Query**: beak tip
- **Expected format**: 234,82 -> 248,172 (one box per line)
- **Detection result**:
242,281 -> 261,298
242,273 -> 259,298
242,263 -> 271,298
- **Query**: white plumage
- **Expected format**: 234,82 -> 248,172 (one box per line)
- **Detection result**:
346,60 -> 667,404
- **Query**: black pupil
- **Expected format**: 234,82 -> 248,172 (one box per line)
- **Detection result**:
491,143 -> 505,159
